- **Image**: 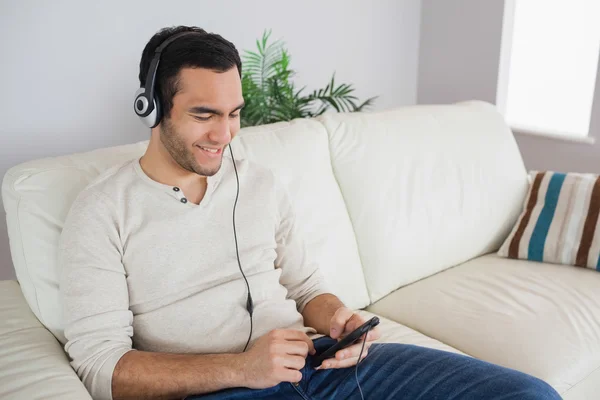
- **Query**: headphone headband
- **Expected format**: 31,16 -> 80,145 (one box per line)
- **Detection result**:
144,31 -> 201,107
135,31 -> 204,128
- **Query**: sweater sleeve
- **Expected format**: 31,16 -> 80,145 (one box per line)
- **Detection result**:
273,177 -> 330,313
59,189 -> 134,400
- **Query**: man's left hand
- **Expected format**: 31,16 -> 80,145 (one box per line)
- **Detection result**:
318,307 -> 381,369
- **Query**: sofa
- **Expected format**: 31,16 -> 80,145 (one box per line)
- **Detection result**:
1,100 -> 599,399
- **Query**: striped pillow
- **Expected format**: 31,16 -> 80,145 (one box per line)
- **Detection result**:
498,171 -> 600,270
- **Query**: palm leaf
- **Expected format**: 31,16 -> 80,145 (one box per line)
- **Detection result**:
241,30 -> 376,127
307,73 -> 375,114
355,96 -> 378,111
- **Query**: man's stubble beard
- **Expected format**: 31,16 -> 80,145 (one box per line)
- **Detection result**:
159,117 -> 223,177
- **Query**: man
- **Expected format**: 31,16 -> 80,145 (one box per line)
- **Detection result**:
59,26 -> 562,400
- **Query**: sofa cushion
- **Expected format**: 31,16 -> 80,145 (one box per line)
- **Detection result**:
0,280 -> 91,400
230,120 -> 369,310
2,141 -> 148,342
354,310 -> 466,356
2,118 -> 369,342
366,253 -> 600,396
498,171 -> 600,269
319,101 -> 528,303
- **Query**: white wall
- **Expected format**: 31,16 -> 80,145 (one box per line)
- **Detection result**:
0,0 -> 422,280
417,0 -> 505,105
418,0 -> 600,174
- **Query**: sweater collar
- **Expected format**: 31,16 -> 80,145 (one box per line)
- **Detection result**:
133,156 -> 228,206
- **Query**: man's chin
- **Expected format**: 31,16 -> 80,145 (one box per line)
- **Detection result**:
200,168 -> 219,177
192,160 -> 223,177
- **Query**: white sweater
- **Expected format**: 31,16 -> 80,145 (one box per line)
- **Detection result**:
59,154 -> 329,400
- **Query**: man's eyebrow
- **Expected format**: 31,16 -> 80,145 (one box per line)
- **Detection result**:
188,102 -> 245,116
188,106 -> 222,116
231,102 -> 245,112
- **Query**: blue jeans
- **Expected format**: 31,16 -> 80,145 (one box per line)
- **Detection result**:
187,337 -> 562,399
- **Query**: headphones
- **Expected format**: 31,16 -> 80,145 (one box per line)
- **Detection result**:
134,31 -> 201,128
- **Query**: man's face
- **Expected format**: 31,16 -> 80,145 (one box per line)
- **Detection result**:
159,67 -> 244,176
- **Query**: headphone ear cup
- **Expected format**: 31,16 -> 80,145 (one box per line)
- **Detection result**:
134,88 -> 161,128
150,93 -> 162,128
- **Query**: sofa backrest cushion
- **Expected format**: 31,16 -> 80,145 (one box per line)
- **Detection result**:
318,101 -> 528,302
230,120 -> 369,309
3,142 -> 148,341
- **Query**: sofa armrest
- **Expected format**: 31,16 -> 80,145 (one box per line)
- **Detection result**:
0,280 -> 92,400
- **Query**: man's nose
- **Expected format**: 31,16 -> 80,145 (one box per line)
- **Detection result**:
210,119 -> 232,144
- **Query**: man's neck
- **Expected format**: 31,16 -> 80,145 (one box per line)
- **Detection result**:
140,135 -> 208,204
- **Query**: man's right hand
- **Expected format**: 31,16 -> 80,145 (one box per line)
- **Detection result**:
238,329 -> 316,389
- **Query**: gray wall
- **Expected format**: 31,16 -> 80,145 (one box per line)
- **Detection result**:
0,0 -> 422,280
418,0 -> 505,106
418,0 -> 600,175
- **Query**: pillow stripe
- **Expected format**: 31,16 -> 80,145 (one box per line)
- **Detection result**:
519,173 -> 551,259
575,177 -> 600,267
509,172 -> 546,258
552,173 -> 578,261
588,217 -> 600,269
562,175 -> 593,265
529,173 -> 566,261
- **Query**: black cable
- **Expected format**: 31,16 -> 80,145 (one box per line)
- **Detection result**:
355,328 -> 371,400
229,145 -> 254,353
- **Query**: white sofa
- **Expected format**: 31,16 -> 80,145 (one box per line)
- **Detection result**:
2,101 -> 599,399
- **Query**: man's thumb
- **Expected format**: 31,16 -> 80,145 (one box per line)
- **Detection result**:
330,307 -> 353,339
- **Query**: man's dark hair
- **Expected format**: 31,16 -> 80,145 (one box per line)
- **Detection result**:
138,26 -> 242,119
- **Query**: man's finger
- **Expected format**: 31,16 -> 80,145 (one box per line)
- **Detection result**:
334,341 -> 372,361
281,340 -> 311,358
366,326 -> 382,342
316,351 -> 369,370
280,369 -> 303,384
330,307 -> 354,339
280,329 -> 316,355
342,314 -> 365,335
282,354 -> 307,371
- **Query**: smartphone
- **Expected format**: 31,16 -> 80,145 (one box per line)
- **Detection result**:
312,316 -> 380,368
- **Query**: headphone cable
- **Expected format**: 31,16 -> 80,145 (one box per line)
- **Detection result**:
355,330 -> 370,400
229,145 -> 254,353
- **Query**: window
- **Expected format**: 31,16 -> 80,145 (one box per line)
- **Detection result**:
497,0 -> 600,142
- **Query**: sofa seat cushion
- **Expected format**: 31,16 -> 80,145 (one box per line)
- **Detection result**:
0,280 -> 91,400
366,253 -> 600,396
354,310 -> 466,356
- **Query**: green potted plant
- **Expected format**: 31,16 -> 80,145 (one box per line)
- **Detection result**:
241,30 -> 377,127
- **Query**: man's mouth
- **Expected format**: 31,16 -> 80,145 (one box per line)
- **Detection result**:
196,145 -> 223,157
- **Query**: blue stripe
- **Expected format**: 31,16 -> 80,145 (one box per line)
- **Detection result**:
596,253 -> 600,271
528,173 -> 567,261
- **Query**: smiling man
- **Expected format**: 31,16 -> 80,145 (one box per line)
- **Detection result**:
59,26 -> 562,400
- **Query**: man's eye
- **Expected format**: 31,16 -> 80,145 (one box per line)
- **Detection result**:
230,113 -> 240,119
194,115 -> 212,121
